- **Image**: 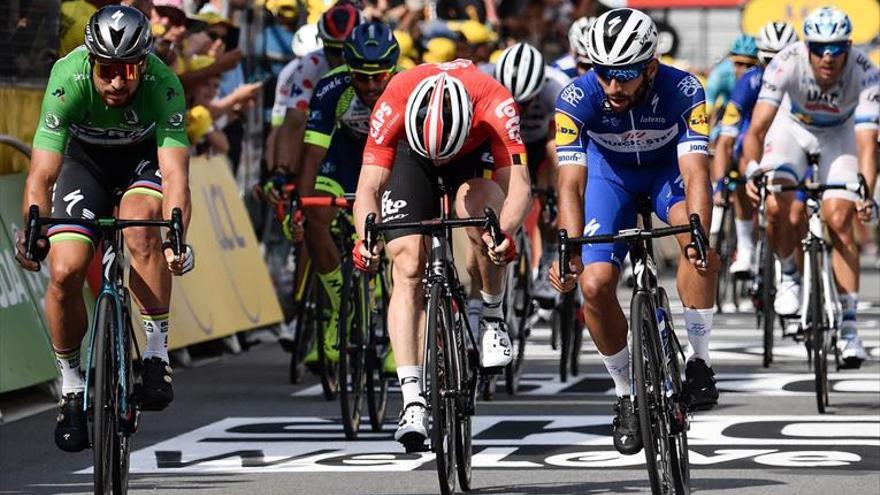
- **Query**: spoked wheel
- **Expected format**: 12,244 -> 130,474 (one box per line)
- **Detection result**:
660,289 -> 691,495
427,284 -> 457,495
289,271 -> 316,384
92,296 -> 129,495
557,291 -> 576,383
313,287 -> 338,401
454,302 -> 475,491
809,240 -> 830,414
714,204 -> 736,313
569,312 -> 584,378
365,270 -> 390,432
631,292 -> 675,495
760,240 -> 776,368
504,242 -> 531,395
338,263 -> 367,439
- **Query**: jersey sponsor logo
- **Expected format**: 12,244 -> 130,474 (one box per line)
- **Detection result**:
686,103 -> 709,136
651,94 -> 660,113
44,112 -> 61,130
677,76 -> 702,97
678,141 -> 709,156
855,53 -> 872,73
587,126 -> 679,154
762,81 -> 778,92
123,109 -> 139,125
583,218 -> 601,237
556,151 -> 585,165
494,97 -> 523,144
306,109 -> 322,124
369,101 -> 394,144
639,115 -> 666,124
166,87 -> 178,102
601,115 -> 622,127
168,112 -> 184,128
111,9 -> 125,28
70,123 -> 154,145
559,85 -> 585,106
554,112 -> 580,146
73,72 -> 89,81
804,88 -> 840,113
315,77 -> 343,100
721,103 -> 741,127
381,190 -> 408,221
436,60 -> 472,71
862,72 -> 880,89
52,87 -> 65,102
362,152 -> 376,164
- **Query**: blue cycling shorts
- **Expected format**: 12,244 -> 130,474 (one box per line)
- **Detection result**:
581,154 -> 686,268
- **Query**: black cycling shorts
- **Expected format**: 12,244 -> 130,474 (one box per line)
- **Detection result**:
380,142 -> 494,243
315,131 -> 364,197
49,138 -> 162,245
525,139 -> 548,180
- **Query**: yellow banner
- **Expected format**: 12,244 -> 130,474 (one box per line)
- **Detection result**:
135,154 -> 283,349
741,0 -> 880,46
0,87 -> 44,175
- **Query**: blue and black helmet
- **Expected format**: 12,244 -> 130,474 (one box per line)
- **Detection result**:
343,21 -> 399,73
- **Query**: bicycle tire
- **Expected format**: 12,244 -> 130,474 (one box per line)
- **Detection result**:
659,289 -> 691,495
289,266 -> 315,384
570,312 -> 583,378
112,293 -> 135,494
316,287 -> 338,401
504,246 -> 529,395
631,291 -> 668,495
454,297 -> 474,491
427,283 -> 457,495
714,204 -> 736,313
365,269 -> 390,432
92,295 -> 121,495
338,262 -> 366,439
761,238 -> 776,368
810,239 -> 829,414
558,291 -> 575,383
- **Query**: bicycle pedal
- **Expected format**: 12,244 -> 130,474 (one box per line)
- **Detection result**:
399,434 -> 429,453
838,357 -> 863,370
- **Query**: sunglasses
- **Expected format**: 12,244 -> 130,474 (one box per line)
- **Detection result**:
594,62 -> 649,83
733,60 -> 757,70
351,70 -> 392,84
808,41 -> 850,58
92,59 -> 143,81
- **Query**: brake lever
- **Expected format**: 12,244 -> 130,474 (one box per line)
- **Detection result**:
25,204 -> 40,261
483,207 -> 504,246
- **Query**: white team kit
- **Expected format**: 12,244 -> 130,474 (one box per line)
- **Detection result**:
758,42 -> 880,200
271,49 -> 331,126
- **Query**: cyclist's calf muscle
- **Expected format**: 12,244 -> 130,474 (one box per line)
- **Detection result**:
579,263 -> 628,355
46,242 -> 92,350
385,235 -> 429,368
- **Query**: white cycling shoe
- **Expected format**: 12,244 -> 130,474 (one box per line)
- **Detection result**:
837,333 -> 868,369
395,402 -> 429,452
480,318 -> 513,370
728,249 -> 753,275
774,274 -> 801,316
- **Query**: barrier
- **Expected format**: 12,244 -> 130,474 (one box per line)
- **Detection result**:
0,87 -> 44,175
133,154 -> 283,349
0,173 -> 58,393
741,0 -> 880,46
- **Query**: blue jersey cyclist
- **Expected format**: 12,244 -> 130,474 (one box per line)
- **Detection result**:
711,21 -> 799,276
549,8 -> 721,457
705,34 -> 760,141
294,20 -> 400,367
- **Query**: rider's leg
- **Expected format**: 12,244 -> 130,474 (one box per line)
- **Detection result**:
386,235 -> 428,406
579,263 -> 628,391
824,198 -> 859,335
303,200 -> 344,356
732,156 -> 756,271
119,192 -> 171,362
534,159 -> 560,297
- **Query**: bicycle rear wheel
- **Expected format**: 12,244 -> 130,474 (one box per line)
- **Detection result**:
427,284 -> 457,495
504,247 -> 529,395
809,239 -> 829,414
338,262 -> 366,439
714,203 -> 736,313
454,299 -> 474,491
631,291 -> 672,494
365,269 -> 390,432
760,239 -> 776,368
92,296 -> 127,495
289,266 -> 315,384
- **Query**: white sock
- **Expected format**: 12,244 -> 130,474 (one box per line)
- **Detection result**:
685,308 -> 714,366
734,219 -> 754,253
142,309 -> 170,363
780,254 -> 797,276
481,290 -> 504,320
467,299 -> 482,338
599,346 -> 631,397
397,365 -> 425,406
839,293 -> 858,338
54,346 -> 85,395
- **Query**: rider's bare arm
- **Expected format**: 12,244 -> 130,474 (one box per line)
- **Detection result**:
158,146 -> 192,231
273,108 -> 307,175
556,164 -> 586,238
353,164 -> 392,240
296,144 -> 328,196
494,164 -> 531,234
742,101 -> 778,172
679,152 -> 713,236
22,149 -> 64,219
855,129 -> 878,199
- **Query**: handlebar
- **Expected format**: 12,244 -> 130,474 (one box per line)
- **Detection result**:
364,208 -> 504,252
766,173 -> 869,201
24,205 -> 186,261
558,213 -> 709,276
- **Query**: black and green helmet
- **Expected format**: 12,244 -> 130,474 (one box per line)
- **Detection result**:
343,21 -> 399,73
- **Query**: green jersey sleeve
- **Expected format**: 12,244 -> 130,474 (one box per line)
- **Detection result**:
149,56 -> 189,148
32,50 -> 89,153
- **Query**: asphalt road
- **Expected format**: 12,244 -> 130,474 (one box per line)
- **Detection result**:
2,267 -> 878,495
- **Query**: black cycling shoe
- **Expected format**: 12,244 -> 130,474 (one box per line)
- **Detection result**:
55,392 -> 89,453
140,357 -> 174,411
612,396 -> 642,455
684,358 -> 719,412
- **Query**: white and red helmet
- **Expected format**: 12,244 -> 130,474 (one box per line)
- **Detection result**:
404,73 -> 473,162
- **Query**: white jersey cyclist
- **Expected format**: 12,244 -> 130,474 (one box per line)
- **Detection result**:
755,42 -> 879,200
271,49 -> 331,126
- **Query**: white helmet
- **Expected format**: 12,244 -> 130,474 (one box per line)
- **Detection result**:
587,8 -> 658,67
568,16 -> 595,64
756,21 -> 798,64
405,73 -> 473,162
494,43 -> 545,103
802,6 -> 852,43
292,24 -> 323,58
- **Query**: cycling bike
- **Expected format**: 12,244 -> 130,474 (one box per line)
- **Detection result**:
712,168 -> 747,312
24,205 -> 185,495
278,189 -> 392,435
559,201 -> 708,495
766,155 -> 871,413
365,194 -> 504,495
749,173 -> 779,368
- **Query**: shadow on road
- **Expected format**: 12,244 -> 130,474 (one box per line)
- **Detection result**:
461,477 -> 786,494
19,474 -> 253,494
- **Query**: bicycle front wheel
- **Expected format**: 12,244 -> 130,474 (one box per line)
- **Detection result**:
338,262 -> 366,439
760,239 -> 776,368
714,203 -> 735,313
660,289 -> 691,495
364,269 -> 390,432
809,239 -> 829,414
557,291 -> 575,383
426,283 -> 457,495
92,295 -> 127,495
